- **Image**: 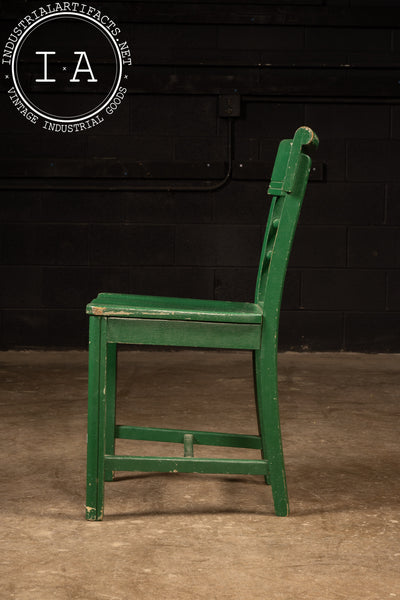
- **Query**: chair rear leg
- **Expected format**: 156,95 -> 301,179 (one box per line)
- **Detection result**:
254,348 -> 289,516
252,351 -> 271,486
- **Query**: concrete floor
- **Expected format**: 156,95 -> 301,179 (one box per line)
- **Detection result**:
1,350 -> 399,600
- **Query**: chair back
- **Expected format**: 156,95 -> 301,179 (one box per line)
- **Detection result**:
255,127 -> 318,319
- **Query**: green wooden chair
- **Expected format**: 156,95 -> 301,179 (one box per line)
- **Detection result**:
85,126 -> 318,519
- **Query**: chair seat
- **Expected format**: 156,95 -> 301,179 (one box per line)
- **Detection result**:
87,292 -> 263,324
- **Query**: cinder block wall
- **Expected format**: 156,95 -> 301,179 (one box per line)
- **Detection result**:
1,1 -> 399,350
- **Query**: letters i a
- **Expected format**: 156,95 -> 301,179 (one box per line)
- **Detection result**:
35,50 -> 98,82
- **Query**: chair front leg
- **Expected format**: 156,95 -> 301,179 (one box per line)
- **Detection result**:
86,316 -> 108,521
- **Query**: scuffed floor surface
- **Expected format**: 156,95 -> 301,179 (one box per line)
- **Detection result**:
1,350 -> 399,600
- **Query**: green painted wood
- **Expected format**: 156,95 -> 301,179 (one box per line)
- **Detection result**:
256,127 -> 319,310
116,425 -> 262,450
86,316 -> 108,521
252,126 -> 318,516
254,347 -> 289,516
183,433 -> 194,457
95,318 -> 108,521
85,127 -> 318,519
87,293 -> 262,324
104,343 -> 117,483
106,317 -> 261,349
86,316 -> 101,521
105,455 -> 269,476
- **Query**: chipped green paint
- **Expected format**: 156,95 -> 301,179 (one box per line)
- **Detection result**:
85,127 -> 318,520
87,294 -> 263,323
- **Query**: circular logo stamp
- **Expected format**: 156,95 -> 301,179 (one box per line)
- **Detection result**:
2,3 -> 132,132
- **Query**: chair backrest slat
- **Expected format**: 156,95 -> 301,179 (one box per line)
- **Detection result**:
255,127 -> 318,317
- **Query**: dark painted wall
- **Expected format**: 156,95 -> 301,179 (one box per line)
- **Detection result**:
1,1 -> 399,350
